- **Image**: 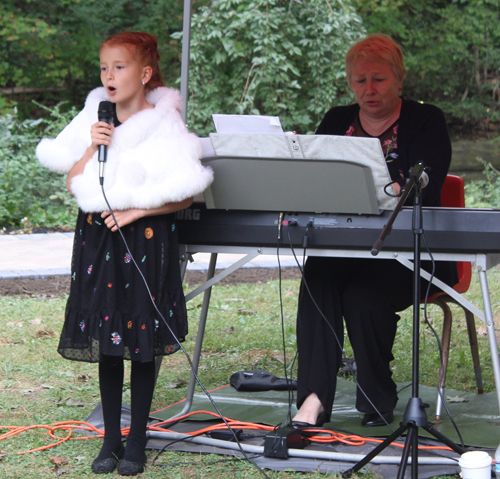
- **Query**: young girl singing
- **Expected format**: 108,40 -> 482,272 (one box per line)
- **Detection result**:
36,32 -> 213,475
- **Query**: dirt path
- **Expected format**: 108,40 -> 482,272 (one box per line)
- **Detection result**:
0,268 -> 302,297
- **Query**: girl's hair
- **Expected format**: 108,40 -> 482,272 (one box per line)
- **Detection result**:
101,32 -> 164,91
345,34 -> 407,87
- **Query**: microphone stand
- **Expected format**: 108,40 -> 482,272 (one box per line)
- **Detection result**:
343,162 -> 464,479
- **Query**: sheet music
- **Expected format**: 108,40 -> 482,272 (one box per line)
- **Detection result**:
212,114 -> 283,134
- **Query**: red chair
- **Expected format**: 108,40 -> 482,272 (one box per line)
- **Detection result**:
425,175 -> 483,422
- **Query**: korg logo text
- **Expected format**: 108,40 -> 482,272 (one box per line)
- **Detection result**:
176,209 -> 201,221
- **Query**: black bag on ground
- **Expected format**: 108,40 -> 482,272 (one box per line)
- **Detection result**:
230,369 -> 297,391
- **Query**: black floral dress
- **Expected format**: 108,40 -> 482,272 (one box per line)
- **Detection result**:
346,115 -> 402,178
58,211 -> 187,363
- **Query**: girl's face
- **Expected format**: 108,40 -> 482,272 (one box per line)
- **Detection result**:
100,44 -> 151,106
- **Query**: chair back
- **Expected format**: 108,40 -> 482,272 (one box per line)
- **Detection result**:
440,175 -> 471,294
440,175 -> 465,208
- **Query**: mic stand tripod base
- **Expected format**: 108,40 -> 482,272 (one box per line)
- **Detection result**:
344,166 -> 465,479
342,405 -> 464,479
402,398 -> 428,427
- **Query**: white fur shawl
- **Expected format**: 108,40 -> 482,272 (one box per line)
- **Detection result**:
36,87 -> 213,212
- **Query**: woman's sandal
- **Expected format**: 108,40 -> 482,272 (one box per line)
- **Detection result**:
290,410 -> 328,429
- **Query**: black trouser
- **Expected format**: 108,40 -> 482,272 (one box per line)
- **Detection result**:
296,256 -> 417,419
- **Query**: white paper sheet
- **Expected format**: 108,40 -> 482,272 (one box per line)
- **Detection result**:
212,114 -> 283,134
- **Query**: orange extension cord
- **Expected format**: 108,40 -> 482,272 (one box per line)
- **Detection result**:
0,410 -> 464,457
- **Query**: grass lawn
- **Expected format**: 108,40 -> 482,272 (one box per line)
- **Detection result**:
0,267 -> 498,478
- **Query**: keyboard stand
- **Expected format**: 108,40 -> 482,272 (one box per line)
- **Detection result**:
155,244 -> 500,421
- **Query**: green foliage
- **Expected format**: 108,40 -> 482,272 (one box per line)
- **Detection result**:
353,0 -> 500,128
178,0 -> 365,136
3,0 -> 500,134
0,0 -> 201,119
0,104 -> 78,229
465,158 -> 500,208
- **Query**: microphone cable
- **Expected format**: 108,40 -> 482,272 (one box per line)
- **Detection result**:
420,233 -> 465,449
98,181 -> 270,479
285,222 -> 396,432
275,229 -> 296,428
286,217 -> 467,449
279,218 -> 307,427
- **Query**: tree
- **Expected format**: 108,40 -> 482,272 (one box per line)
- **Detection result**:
0,0 -> 192,117
353,0 -> 500,131
179,0 -> 365,135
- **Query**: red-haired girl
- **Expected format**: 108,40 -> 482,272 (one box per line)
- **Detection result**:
37,32 -> 213,475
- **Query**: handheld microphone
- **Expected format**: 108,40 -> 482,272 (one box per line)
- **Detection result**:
97,101 -> 113,184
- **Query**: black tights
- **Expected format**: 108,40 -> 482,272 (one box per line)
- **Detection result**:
96,355 -> 156,463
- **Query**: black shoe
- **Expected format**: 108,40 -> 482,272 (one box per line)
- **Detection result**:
91,444 -> 125,474
290,410 -> 328,429
117,453 -> 147,476
361,411 -> 394,427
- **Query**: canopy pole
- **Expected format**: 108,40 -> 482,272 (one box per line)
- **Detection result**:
180,0 -> 193,124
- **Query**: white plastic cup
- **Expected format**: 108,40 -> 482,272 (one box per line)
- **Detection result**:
459,451 -> 493,479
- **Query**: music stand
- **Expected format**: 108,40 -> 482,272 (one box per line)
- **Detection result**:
343,163 -> 465,479
205,133 -> 398,213
202,155 -> 381,214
